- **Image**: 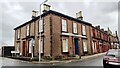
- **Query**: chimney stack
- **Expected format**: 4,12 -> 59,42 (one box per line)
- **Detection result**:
32,10 -> 38,19
101,28 -> 104,31
97,25 -> 100,29
43,4 -> 51,13
115,31 -> 118,36
76,11 -> 83,20
95,25 -> 100,29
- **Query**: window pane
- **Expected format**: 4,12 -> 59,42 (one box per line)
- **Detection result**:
17,30 -> 20,39
62,19 -> 67,31
17,43 -> 20,52
29,40 -> 32,53
92,42 -> 95,52
82,25 -> 86,35
40,19 -> 43,32
83,39 -> 87,52
73,22 -> 77,33
39,39 -> 43,53
27,25 -> 29,36
62,39 -> 68,52
41,39 -> 43,53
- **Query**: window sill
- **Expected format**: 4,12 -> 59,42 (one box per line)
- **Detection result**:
62,52 -> 69,54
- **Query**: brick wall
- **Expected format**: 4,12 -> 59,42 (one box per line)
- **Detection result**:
51,14 -> 62,56
43,14 -> 51,56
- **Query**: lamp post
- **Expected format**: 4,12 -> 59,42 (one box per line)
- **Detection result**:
39,0 -> 48,62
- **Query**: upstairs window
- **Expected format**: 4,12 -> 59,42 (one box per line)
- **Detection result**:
39,18 -> 43,32
82,24 -> 86,35
26,25 -> 30,36
62,19 -> 67,32
17,29 -> 20,39
62,39 -> 68,52
73,22 -> 77,33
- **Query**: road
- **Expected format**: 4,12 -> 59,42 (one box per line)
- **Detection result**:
55,54 -> 103,66
1,54 -> 104,68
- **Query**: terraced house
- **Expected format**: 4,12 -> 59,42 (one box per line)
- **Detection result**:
13,4 -> 119,59
91,26 -> 110,54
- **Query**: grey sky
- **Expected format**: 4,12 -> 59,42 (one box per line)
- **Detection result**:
0,0 -> 119,46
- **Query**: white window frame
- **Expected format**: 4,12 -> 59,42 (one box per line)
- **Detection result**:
17,29 -> 20,39
92,41 -> 95,53
82,24 -> 86,35
26,25 -> 30,36
62,39 -> 68,52
29,39 -> 35,53
17,42 -> 20,52
39,39 -> 43,53
83,39 -> 88,52
41,39 -> 43,53
73,22 -> 77,33
62,19 -> 67,32
39,18 -> 43,32
29,40 -> 32,53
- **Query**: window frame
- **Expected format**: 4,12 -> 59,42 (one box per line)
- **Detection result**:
17,42 -> 20,52
29,40 -> 32,53
39,18 -> 44,32
83,39 -> 88,52
39,38 -> 44,53
17,29 -> 20,39
26,25 -> 30,36
82,24 -> 86,36
73,22 -> 77,34
62,38 -> 68,52
29,38 -> 35,53
62,19 -> 67,32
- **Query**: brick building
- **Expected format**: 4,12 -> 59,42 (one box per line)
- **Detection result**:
13,5 -> 119,59
91,26 -> 110,54
14,9 -> 94,59
108,29 -> 119,49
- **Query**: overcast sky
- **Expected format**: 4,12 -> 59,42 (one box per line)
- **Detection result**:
0,0 -> 120,46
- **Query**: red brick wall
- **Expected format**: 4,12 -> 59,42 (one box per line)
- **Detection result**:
51,14 -> 62,56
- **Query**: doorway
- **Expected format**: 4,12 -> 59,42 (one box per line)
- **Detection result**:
22,41 -> 26,56
74,38 -> 80,55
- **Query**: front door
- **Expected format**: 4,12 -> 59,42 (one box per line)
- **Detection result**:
22,41 -> 26,56
74,38 -> 80,55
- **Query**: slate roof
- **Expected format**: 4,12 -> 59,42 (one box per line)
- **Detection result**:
14,10 -> 92,30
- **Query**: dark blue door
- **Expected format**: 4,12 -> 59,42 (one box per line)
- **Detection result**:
74,38 -> 80,55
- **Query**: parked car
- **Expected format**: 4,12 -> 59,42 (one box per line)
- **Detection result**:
103,49 -> 120,68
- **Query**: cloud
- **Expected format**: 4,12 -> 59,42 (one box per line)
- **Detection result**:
1,1 -> 119,46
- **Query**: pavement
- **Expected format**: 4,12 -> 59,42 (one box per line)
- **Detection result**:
31,52 -> 106,64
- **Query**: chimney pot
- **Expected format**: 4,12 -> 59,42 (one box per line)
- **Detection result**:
76,11 -> 83,20
32,10 -> 38,19
97,25 -> 100,29
101,28 -> 104,31
43,4 -> 51,13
